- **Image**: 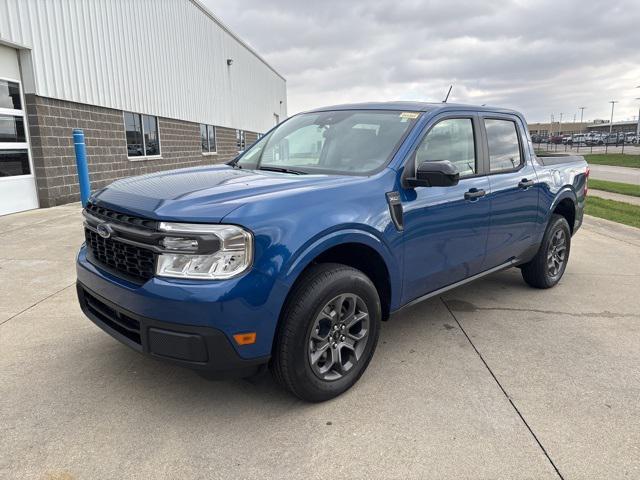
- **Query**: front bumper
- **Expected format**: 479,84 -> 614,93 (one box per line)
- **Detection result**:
76,245 -> 291,375
77,282 -> 269,377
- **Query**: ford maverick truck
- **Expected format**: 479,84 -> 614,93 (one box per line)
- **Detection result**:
77,102 -> 589,401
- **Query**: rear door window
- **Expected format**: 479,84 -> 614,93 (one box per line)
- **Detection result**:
484,119 -> 522,172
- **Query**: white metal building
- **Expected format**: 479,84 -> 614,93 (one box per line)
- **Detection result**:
0,0 -> 287,215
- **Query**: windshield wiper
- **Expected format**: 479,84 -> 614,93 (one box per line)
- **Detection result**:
257,166 -> 307,175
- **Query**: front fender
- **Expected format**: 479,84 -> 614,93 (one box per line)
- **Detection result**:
279,227 -> 402,310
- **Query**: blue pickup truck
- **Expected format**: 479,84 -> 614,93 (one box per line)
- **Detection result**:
77,102 -> 589,401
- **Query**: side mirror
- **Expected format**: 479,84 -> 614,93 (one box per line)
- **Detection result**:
406,160 -> 460,188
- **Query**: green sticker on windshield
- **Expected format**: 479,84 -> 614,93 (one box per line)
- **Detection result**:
399,112 -> 420,119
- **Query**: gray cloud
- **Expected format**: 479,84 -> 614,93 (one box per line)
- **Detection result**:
204,0 -> 640,123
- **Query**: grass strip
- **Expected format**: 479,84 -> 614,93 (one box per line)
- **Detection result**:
584,154 -> 640,169
589,179 -> 640,198
585,197 -> 640,229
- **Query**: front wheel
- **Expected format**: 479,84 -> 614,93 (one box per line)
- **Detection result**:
521,214 -> 571,289
272,263 -> 381,402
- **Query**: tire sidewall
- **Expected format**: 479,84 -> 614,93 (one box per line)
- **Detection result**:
542,216 -> 571,286
285,268 -> 381,400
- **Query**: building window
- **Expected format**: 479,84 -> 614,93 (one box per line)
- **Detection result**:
0,149 -> 30,177
236,129 -> 246,151
124,112 -> 160,158
200,124 -> 217,153
142,114 -> 160,156
0,116 -> 26,143
0,80 -> 30,178
0,80 -> 21,110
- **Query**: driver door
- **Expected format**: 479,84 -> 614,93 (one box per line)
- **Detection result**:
400,114 -> 491,305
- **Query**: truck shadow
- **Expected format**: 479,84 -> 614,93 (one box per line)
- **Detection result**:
84,268 -> 525,414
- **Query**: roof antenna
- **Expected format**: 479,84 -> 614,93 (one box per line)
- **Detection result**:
442,84 -> 453,103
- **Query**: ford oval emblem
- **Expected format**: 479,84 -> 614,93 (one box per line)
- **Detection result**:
96,222 -> 114,239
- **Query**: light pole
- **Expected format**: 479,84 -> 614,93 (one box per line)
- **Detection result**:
609,100 -> 618,135
636,98 -> 640,143
559,112 -> 563,135
577,107 -> 586,151
636,86 -> 640,143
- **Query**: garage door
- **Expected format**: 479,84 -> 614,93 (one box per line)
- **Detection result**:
0,44 -> 38,216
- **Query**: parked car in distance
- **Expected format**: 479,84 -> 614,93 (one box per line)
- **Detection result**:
531,134 -> 551,144
626,132 -> 638,144
531,133 -> 544,143
585,133 -> 604,146
572,134 -> 586,145
548,135 -> 564,144
562,135 -> 573,144
603,133 -> 625,145
76,102 -> 589,401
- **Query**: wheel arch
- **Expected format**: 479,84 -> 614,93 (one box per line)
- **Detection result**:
550,189 -> 577,233
279,230 -> 400,322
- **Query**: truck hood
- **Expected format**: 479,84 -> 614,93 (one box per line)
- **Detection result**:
91,165 -> 353,222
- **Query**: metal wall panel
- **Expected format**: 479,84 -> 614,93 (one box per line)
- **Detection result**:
0,0 -> 287,133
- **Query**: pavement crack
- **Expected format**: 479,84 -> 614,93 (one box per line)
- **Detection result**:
445,300 -> 636,319
441,297 -> 565,480
0,283 -> 75,328
583,224 -> 640,249
0,211 -> 80,237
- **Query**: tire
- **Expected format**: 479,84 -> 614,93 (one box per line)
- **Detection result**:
272,263 -> 381,402
521,214 -> 571,289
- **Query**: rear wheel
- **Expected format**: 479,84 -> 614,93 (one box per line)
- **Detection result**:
521,214 -> 571,289
272,263 -> 381,402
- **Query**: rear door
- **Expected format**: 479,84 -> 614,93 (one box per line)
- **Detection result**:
480,114 -> 540,268
400,113 -> 491,304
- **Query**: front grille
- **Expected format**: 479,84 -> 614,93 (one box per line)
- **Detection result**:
85,202 -> 158,230
85,228 -> 155,282
82,289 -> 141,345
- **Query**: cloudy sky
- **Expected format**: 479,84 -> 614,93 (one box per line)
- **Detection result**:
204,0 -> 640,123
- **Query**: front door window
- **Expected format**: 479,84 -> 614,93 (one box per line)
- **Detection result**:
415,118 -> 476,177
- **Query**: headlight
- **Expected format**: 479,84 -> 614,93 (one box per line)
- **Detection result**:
156,223 -> 253,280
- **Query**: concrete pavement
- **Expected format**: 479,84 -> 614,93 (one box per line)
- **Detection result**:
1,207 -> 639,479
589,189 -> 640,206
588,164 -> 640,184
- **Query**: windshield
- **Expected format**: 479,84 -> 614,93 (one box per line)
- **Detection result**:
236,110 -> 420,175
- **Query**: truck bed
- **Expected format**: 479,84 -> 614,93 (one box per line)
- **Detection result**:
537,155 -> 586,167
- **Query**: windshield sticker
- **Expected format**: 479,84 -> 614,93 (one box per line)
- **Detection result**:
399,112 -> 420,120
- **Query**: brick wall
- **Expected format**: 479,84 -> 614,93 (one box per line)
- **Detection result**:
215,125 -> 240,159
245,131 -> 259,146
25,95 -> 259,207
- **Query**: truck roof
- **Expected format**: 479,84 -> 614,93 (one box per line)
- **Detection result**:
307,101 -> 522,117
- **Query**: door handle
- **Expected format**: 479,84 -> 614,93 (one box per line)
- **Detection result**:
464,188 -> 486,200
518,178 -> 535,189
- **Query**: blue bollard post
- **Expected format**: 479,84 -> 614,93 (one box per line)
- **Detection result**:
73,129 -> 91,207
